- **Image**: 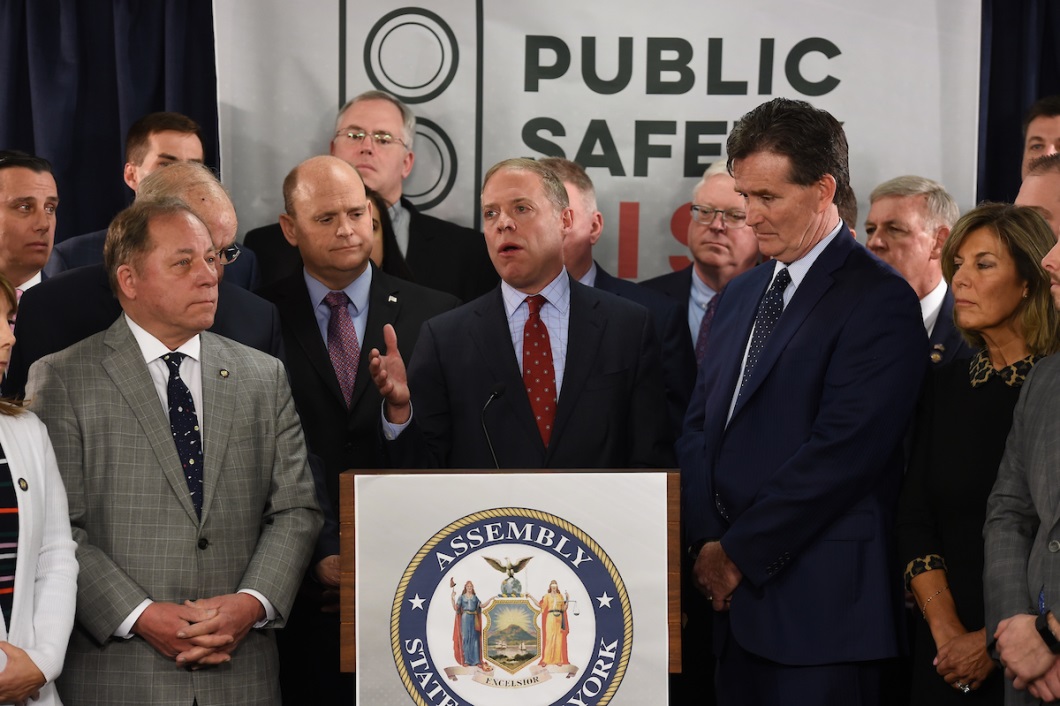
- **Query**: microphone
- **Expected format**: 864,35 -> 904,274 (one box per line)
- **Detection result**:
481,383 -> 506,469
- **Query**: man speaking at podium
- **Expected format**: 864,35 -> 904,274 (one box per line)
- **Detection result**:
369,158 -> 673,470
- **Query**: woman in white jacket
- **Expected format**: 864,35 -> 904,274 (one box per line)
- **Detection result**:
0,274 -> 77,705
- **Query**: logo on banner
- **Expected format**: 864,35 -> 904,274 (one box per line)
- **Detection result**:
392,508 -> 632,706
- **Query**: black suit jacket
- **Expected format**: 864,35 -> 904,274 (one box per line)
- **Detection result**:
258,265 -> 460,512
45,228 -> 262,290
386,278 -> 675,469
930,286 -> 974,366
594,264 -> 695,428
7,264 -> 284,397
244,198 -> 498,300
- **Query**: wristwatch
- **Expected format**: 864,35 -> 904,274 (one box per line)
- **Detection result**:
1036,611 -> 1060,654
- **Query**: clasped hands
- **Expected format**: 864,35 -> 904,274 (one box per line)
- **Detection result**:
994,614 -> 1060,701
692,541 -> 742,612
132,593 -> 265,668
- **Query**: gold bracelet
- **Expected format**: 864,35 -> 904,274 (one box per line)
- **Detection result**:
920,585 -> 949,618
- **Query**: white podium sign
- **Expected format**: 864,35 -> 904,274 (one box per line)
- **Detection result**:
355,472 -> 669,705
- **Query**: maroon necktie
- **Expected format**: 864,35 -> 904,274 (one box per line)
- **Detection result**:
695,291 -> 721,365
523,295 -> 556,446
324,291 -> 360,407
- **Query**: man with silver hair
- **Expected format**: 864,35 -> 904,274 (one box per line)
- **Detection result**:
245,90 -> 497,300
865,175 -> 970,365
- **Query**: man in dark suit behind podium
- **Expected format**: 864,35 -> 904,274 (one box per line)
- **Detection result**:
258,155 -> 459,704
679,99 -> 927,705
369,158 -> 673,471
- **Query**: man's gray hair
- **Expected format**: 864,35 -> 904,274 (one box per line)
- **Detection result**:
869,175 -> 959,229
335,90 -> 416,148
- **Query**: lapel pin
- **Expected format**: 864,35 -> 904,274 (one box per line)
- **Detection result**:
930,344 -> 945,364
17,478 -> 27,491
388,295 -> 398,303
220,369 -> 230,378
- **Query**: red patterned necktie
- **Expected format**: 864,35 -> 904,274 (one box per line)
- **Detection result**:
523,295 -> 557,446
324,291 -> 360,407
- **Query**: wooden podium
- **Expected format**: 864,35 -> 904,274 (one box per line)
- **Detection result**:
338,468 -> 682,675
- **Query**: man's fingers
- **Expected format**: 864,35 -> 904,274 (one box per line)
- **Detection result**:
383,323 -> 400,356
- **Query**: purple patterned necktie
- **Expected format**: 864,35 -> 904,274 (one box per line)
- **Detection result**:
324,291 -> 360,407
695,291 -> 722,365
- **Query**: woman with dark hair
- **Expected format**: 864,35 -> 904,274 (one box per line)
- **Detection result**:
366,187 -> 415,282
898,203 -> 1060,704
0,274 -> 77,705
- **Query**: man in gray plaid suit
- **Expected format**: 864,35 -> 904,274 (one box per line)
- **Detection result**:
26,197 -> 321,705
985,229 -> 1060,704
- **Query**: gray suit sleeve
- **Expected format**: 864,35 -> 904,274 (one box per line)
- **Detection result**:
235,358 -> 322,625
984,365 -> 1041,648
27,359 -> 151,644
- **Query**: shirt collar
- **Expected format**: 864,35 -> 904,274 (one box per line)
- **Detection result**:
124,313 -> 201,363
969,349 -> 1042,388
576,261 -> 598,287
15,271 -> 42,291
690,266 -> 718,311
501,269 -> 571,319
304,264 -> 373,315
920,278 -> 948,335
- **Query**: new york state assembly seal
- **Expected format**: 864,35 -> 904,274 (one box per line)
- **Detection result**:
392,507 -> 633,706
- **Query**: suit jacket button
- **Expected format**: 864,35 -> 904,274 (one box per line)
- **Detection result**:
198,538 -> 209,550
1050,540 -> 1060,553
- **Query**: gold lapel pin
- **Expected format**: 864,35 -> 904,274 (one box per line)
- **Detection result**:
220,369 -> 230,378
17,478 -> 27,491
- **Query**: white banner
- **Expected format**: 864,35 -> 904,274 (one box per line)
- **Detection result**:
355,472 -> 669,705
215,1 -> 980,280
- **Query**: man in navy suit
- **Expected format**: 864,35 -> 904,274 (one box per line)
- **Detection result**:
258,155 -> 459,704
540,156 -> 695,429
680,98 -> 927,705
0,151 -> 57,294
44,112 -> 259,290
865,175 -> 971,366
370,158 -> 673,470
642,161 -> 761,362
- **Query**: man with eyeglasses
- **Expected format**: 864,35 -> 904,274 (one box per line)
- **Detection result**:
43,112 -> 261,291
6,162 -> 285,397
244,91 -> 498,299
643,161 -> 761,364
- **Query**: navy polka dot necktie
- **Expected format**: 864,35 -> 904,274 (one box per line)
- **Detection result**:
523,295 -> 556,446
162,352 -> 203,518
738,268 -> 790,401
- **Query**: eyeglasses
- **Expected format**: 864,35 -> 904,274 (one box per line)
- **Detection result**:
218,243 -> 241,265
334,129 -> 407,149
690,205 -> 747,227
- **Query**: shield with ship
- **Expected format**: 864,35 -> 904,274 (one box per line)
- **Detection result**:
482,596 -> 541,674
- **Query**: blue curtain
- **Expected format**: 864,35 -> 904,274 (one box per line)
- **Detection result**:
0,0 -> 218,242
978,0 -> 1060,203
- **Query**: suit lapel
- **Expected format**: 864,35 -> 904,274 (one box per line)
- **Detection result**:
730,234 -> 851,421
278,275 -> 347,407
352,267 -> 398,411
199,333 -> 235,523
467,290 -> 540,449
101,319 -> 200,524
548,282 -> 603,460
